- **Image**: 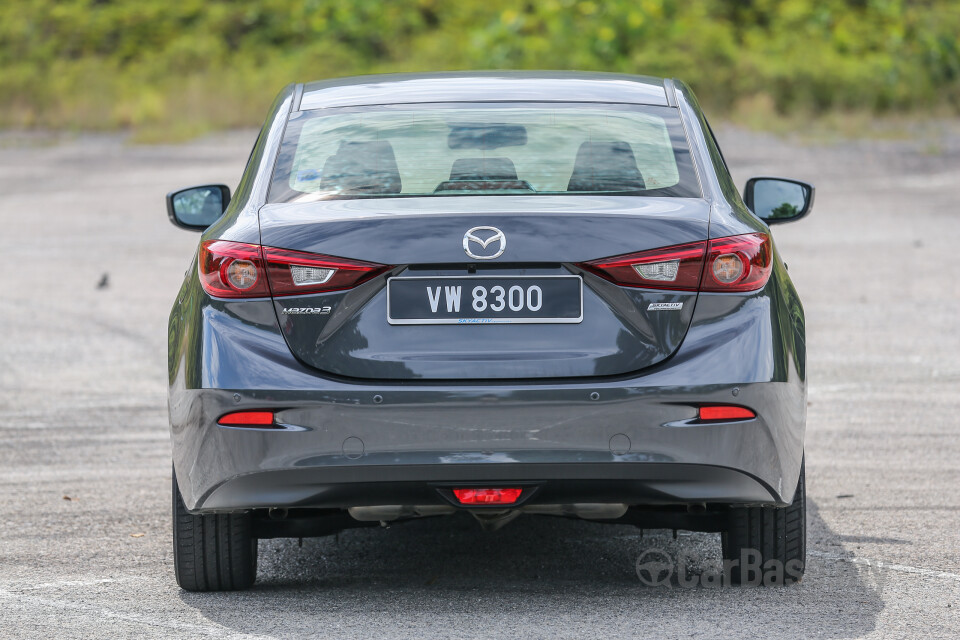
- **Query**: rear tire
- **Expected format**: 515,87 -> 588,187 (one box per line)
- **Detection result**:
172,469 -> 257,591
722,459 -> 806,585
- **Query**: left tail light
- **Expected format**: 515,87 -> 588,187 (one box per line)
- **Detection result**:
262,246 -> 391,296
577,232 -> 772,293
199,241 -> 271,298
199,240 -> 390,298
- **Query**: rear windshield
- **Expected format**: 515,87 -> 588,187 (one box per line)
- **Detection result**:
268,103 -> 700,203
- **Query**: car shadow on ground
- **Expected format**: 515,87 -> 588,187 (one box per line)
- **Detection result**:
179,498 -> 885,638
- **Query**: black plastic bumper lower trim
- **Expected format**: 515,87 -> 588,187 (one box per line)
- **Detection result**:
197,462 -> 780,512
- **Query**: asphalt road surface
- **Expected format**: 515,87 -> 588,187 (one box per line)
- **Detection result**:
1,123 -> 958,639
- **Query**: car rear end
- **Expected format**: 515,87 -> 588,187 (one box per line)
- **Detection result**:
168,74 -> 807,589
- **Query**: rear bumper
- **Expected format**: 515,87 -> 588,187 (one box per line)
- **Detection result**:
171,379 -> 803,512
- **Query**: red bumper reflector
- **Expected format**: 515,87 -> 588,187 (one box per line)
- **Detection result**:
453,487 -> 523,505
218,411 -> 275,427
698,406 -> 756,421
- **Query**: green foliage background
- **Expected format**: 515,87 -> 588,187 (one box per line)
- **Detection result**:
2,0 -> 958,137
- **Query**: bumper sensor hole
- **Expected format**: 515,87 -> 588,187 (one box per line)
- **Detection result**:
342,437 -> 365,459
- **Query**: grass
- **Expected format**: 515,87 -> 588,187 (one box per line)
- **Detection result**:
3,2 -> 957,143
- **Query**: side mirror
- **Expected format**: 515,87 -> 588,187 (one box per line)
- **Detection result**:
166,184 -> 231,231
744,177 -> 814,225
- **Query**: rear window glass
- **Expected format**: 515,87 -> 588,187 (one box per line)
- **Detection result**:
268,103 -> 700,202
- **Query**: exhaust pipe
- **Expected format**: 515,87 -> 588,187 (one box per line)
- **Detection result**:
521,503 -> 628,519
347,505 -> 457,522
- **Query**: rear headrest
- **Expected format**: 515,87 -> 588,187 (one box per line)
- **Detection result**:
567,141 -> 646,192
449,157 -> 518,181
319,140 -> 402,194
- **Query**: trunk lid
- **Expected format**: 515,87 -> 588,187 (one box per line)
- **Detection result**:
259,195 -> 708,380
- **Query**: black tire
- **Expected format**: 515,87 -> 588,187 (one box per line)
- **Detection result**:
172,469 -> 257,591
722,459 -> 806,585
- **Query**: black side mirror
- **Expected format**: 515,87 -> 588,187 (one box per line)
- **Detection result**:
744,177 -> 814,225
166,184 -> 231,231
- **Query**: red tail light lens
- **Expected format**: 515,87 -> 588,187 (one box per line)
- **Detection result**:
199,240 -> 390,298
698,406 -> 756,421
579,240 -> 707,291
199,241 -> 271,298
577,233 -> 772,293
217,411 -> 275,426
452,487 -> 523,505
262,247 -> 390,296
701,233 -> 772,293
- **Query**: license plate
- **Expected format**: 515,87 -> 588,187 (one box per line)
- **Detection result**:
387,276 -> 583,325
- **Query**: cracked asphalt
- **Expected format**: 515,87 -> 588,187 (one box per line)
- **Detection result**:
1,122 -> 958,639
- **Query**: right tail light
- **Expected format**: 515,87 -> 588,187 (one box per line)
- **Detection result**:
701,233 -> 772,293
578,232 -> 772,293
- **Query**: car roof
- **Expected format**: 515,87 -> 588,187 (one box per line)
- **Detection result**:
298,71 -> 672,110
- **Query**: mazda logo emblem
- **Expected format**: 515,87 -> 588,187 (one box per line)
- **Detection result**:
463,226 -> 506,260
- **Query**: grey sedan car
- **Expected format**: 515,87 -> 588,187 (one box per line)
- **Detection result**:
166,72 -> 812,590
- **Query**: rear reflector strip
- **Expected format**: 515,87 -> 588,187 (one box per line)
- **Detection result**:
453,488 -> 523,505
217,411 -> 275,427
698,406 -> 756,421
